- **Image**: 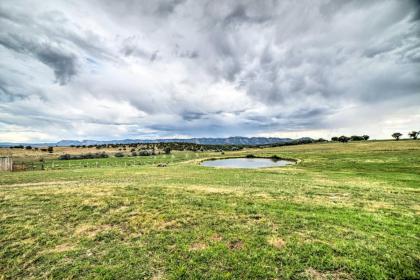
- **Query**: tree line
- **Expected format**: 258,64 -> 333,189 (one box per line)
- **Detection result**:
6,130 -> 419,155
331,135 -> 370,143
392,131 -> 419,140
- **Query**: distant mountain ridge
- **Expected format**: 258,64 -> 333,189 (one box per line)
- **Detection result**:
0,136 -> 313,147
52,137 -> 295,146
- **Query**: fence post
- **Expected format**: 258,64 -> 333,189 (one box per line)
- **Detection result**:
0,157 -> 13,171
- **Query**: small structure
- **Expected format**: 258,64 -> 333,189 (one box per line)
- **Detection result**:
0,157 -> 13,171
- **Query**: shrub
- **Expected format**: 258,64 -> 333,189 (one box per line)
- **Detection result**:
331,137 -> 338,141
139,150 -> 154,156
350,135 -> 364,141
47,146 -> 54,153
246,154 -> 256,158
59,154 -> 72,160
131,151 -> 137,156
114,152 -> 125,157
363,135 -> 369,140
271,155 -> 281,161
14,145 -> 24,149
58,152 -> 109,160
164,147 -> 171,154
338,136 -> 350,143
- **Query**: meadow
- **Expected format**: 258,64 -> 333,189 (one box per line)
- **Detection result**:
0,140 -> 419,279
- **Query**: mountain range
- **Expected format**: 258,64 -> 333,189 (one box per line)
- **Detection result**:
0,136 -> 313,147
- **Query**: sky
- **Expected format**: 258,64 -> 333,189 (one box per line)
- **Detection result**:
0,0 -> 419,143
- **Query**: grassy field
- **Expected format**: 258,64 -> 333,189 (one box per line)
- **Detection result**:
0,140 -> 419,279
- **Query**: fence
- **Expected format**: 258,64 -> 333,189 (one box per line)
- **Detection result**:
0,157 -> 13,171
8,153 -> 200,172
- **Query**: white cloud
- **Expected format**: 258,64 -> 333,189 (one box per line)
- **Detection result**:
0,0 -> 419,142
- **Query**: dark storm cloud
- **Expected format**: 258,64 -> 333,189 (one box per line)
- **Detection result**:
0,78 -> 27,102
0,33 -> 78,85
97,0 -> 186,19
36,48 -> 77,85
182,112 -> 206,121
222,4 -> 272,26
155,0 -> 186,16
0,0 -> 419,142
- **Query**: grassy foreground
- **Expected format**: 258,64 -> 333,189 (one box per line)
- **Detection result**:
0,141 -> 419,279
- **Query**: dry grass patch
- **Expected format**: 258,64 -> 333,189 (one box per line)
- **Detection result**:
4,181 -> 79,188
151,271 -> 165,280
210,233 -> 223,242
155,220 -> 179,230
302,268 -> 353,280
267,236 -> 285,249
228,240 -> 243,250
50,243 -> 76,253
189,242 -> 207,251
74,224 -> 112,238
169,184 -> 244,195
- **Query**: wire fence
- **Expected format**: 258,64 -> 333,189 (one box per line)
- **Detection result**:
10,153 -> 206,172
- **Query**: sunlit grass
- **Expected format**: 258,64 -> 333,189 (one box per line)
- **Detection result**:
1,140 -> 419,279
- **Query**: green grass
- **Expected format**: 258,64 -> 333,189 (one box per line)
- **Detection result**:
1,140 -> 419,279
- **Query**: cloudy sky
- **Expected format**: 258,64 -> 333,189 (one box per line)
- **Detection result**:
0,0 -> 419,142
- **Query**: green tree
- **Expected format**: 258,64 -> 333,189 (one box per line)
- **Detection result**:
338,136 -> 350,143
408,131 -> 419,140
392,132 -> 402,141
350,135 -> 364,141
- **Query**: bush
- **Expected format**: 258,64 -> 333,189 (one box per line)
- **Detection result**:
164,147 -> 171,154
131,151 -> 137,156
58,152 -> 109,160
47,146 -> 54,153
350,135 -> 364,141
338,136 -> 350,143
11,145 -> 24,149
59,154 -> 72,160
246,154 -> 256,158
139,150 -> 153,156
271,155 -> 281,161
115,152 -> 125,157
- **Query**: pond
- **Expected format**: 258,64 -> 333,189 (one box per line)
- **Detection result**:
201,157 -> 295,169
